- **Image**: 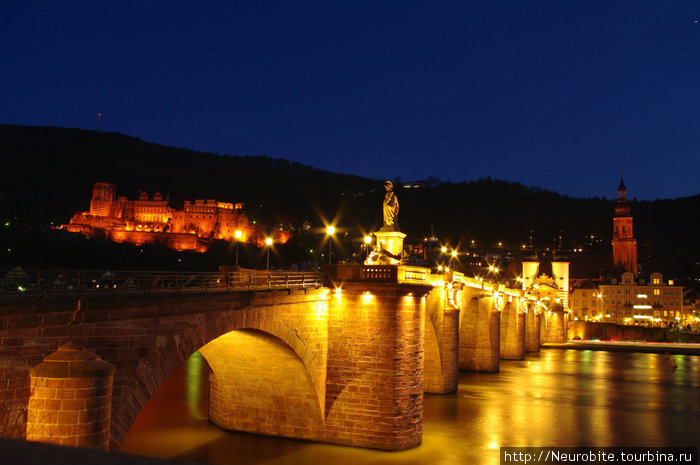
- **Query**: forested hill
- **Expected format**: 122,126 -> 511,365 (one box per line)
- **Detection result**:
1,124 -> 698,273
0,124 -> 378,228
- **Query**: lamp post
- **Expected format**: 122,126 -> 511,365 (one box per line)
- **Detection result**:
326,226 -> 335,265
234,230 -> 242,266
364,235 -> 372,261
265,237 -> 273,270
451,250 -> 457,269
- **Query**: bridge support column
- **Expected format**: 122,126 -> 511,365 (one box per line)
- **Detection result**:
500,301 -> 525,360
525,307 -> 541,352
26,342 -> 115,450
459,295 -> 500,372
541,310 -> 568,343
423,290 -> 459,394
325,281 -> 429,450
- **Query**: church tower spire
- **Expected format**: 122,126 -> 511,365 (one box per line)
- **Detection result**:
612,174 -> 637,276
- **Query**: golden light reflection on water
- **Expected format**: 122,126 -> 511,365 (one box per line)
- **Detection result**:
121,349 -> 700,465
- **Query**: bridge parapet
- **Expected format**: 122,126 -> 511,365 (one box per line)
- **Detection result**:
327,264 -> 430,286
0,269 -> 324,309
226,270 -> 323,291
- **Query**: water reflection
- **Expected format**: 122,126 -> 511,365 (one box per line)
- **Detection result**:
121,350 -> 700,465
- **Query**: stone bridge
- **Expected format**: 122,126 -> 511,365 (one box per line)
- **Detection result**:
0,265 -> 567,451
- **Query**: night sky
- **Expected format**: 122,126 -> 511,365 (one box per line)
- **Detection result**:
2,1 -> 699,200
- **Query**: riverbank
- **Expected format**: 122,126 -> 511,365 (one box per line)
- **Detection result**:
544,340 -> 700,355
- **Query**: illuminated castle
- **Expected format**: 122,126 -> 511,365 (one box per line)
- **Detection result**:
64,182 -> 291,252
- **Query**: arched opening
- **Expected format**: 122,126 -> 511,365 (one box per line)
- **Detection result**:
120,329 -> 324,458
200,329 -> 324,438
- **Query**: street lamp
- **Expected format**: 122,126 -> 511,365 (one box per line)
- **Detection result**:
234,230 -> 242,266
364,235 -> 372,261
451,250 -> 457,269
265,237 -> 273,270
326,226 -> 336,265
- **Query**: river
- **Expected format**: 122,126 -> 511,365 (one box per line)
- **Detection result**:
120,349 -> 700,465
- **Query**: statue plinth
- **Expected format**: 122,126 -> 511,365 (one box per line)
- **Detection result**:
372,229 -> 406,264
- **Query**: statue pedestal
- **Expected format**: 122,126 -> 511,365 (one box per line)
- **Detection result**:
373,229 -> 406,264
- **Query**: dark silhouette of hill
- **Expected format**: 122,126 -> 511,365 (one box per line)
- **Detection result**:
0,124 -> 698,275
0,124 -> 377,229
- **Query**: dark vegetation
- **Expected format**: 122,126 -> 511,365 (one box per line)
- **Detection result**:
0,124 -> 698,276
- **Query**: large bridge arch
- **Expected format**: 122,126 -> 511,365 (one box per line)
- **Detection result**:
110,289 -> 329,449
199,329 -> 324,439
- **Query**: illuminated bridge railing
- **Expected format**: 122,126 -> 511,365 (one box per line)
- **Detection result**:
0,269 -> 323,297
329,264 -> 431,286
227,270 -> 324,291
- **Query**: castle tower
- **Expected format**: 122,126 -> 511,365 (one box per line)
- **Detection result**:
89,182 -> 116,218
612,175 -> 637,276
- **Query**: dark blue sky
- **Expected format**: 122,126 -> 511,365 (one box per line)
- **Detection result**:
2,1 -> 699,200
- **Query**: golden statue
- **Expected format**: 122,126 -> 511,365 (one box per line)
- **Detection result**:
382,180 -> 399,230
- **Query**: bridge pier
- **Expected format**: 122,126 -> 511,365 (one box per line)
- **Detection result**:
423,288 -> 459,394
499,297 -> 525,360
524,305 -> 541,352
26,343 -> 115,450
541,309 -> 568,343
324,279 -> 429,449
458,293 -> 500,372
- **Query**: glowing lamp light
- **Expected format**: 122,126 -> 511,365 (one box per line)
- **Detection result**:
441,246 -> 447,253
234,230 -> 242,239
451,250 -> 457,258
364,235 -> 372,244
326,226 -> 335,264
265,237 -> 273,246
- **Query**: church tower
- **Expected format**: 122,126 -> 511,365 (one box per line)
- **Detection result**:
612,175 -> 637,276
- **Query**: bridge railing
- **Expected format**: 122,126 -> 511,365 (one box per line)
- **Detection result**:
226,270 -> 324,291
329,264 -> 431,286
0,269 -> 224,295
0,269 -> 324,297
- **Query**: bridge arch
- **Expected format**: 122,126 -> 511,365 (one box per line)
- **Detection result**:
110,289 -> 329,449
199,329 -> 324,439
